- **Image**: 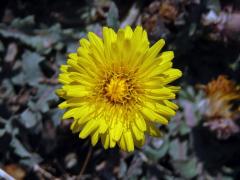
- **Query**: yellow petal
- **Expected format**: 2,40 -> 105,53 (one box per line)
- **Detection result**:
124,25 -> 133,39
146,122 -> 162,137
147,39 -> 165,59
134,135 -> 145,148
158,51 -> 174,64
113,122 -> 123,141
69,73 -> 95,87
146,87 -> 172,96
167,86 -> 181,93
63,85 -> 89,97
135,114 -> 147,131
145,93 -> 176,100
63,104 -> 93,121
155,103 -> 176,116
163,100 -> 179,110
58,74 -> 72,84
163,69 -> 182,84
99,119 -> 108,134
101,133 -> 110,149
58,98 -> 85,109
140,106 -> 168,125
119,135 -> 127,151
55,89 -> 66,97
67,59 -> 83,72
70,120 -> 81,133
79,119 -> 99,139
88,32 -> 103,49
141,62 -> 172,78
109,130 -> 117,148
60,65 -> 69,73
79,38 -> 90,48
63,108 -> 80,119
131,124 -> 144,141
142,77 -> 165,89
124,131 -> 134,152
143,101 -> 175,116
68,53 -> 78,60
137,39 -> 165,72
91,129 -> 99,146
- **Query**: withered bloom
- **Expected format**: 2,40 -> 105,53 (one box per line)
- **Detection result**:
203,75 -> 240,139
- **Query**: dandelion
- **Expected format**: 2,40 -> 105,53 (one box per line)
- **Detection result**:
203,75 -> 240,139
56,26 -> 182,151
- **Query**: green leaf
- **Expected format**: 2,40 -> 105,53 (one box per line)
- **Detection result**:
35,85 -> 58,113
189,23 -> 197,37
20,153 -> 43,167
118,159 -> 127,178
11,72 -> 25,85
22,50 -> 43,86
11,15 -> 35,29
48,108 -> 63,127
20,109 -> 41,129
0,129 -> 6,137
10,138 -> 31,158
169,139 -> 187,160
173,159 -> 198,179
0,79 -> 15,99
0,40 -> 4,52
106,2 -> 119,30
144,139 -> 169,160
207,0 -> 221,12
179,121 -> 191,135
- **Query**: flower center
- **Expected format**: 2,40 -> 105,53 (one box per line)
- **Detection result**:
105,78 -> 127,103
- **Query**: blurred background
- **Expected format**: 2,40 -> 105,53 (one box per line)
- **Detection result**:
0,0 -> 240,179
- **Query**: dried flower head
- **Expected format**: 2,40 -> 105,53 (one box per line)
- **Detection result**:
142,0 -> 179,33
203,75 -> 240,139
56,26 -> 182,151
202,10 -> 240,41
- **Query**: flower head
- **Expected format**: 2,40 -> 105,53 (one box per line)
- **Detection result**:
56,26 -> 182,151
203,75 -> 240,139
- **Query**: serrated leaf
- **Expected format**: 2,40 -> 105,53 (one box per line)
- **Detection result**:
181,100 -> 198,127
169,139 -> 187,160
106,2 -> 119,30
144,139 -> 169,160
173,159 -> 198,179
20,109 -> 41,129
36,85 -> 58,113
0,27 -> 56,53
22,50 -> 43,86
118,159 -> 127,178
207,0 -> 221,12
179,121 -> 191,135
11,15 -> 35,29
0,129 -> 6,137
0,79 -> 15,98
20,153 -> 43,167
0,40 -> 4,52
11,72 -> 25,85
48,108 -> 63,127
10,138 -> 31,158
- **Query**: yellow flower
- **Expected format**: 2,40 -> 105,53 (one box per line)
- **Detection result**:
56,26 -> 182,152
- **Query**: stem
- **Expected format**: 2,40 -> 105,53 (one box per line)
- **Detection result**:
78,146 -> 93,179
0,168 -> 15,180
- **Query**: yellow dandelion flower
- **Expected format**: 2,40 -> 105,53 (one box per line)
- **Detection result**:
56,26 -> 182,152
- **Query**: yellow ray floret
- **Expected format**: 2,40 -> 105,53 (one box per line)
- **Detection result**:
56,26 -> 182,152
